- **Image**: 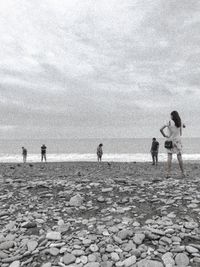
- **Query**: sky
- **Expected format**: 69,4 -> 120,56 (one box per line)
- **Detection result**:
0,0 -> 200,139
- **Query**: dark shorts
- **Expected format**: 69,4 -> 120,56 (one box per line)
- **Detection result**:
151,151 -> 158,156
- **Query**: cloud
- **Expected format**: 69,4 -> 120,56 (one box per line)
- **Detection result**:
0,0 -> 200,138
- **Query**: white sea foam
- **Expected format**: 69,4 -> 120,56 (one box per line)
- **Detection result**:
0,153 -> 199,163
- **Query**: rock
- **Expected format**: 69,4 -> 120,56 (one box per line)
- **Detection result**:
72,249 -> 85,256
175,253 -> 190,266
122,240 -> 136,252
80,255 -> 88,264
102,188 -> 113,193
69,194 -> 83,207
186,245 -> 199,254
101,262 -> 113,267
46,232 -> 61,241
41,264 -> 52,267
184,222 -> 198,229
133,233 -> 145,245
122,255 -> 136,266
160,236 -> 172,245
137,259 -> 164,267
9,261 -> 21,267
88,254 -> 97,262
118,229 -> 132,240
27,240 -> 38,252
97,196 -> 105,202
0,251 -> 8,259
21,221 -> 37,228
193,257 -> 200,263
83,239 -> 92,246
89,244 -> 99,252
162,252 -> 175,266
49,247 -> 60,256
145,227 -> 165,236
0,241 -> 15,250
113,235 -> 123,244
111,252 -> 119,261
63,253 -> 76,265
85,263 -> 100,267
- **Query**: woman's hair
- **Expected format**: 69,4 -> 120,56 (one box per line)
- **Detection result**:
171,111 -> 181,128
99,143 -> 103,147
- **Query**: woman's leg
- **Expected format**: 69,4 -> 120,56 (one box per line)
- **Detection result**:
155,153 -> 158,165
177,153 -> 185,176
151,153 -> 155,165
167,153 -> 172,177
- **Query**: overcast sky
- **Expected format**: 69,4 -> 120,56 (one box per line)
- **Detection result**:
0,0 -> 200,139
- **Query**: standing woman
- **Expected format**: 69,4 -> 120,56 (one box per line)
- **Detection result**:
160,111 -> 185,178
97,143 -> 103,162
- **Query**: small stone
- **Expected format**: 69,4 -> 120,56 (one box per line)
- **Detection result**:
89,244 -> 99,252
63,253 -> 76,265
46,232 -> 61,241
102,188 -> 113,193
162,252 -> 175,266
175,253 -> 190,266
85,263 -> 100,267
113,235 -> 123,244
118,229 -> 132,240
0,251 -> 8,259
9,261 -> 21,267
21,221 -> 37,228
101,262 -> 113,267
72,249 -> 85,256
0,241 -> 15,250
97,196 -> 105,202
69,194 -> 83,207
122,255 -> 136,266
193,257 -> 200,263
137,259 -> 164,267
88,254 -> 97,262
186,245 -> 199,254
184,222 -> 198,229
41,264 -> 52,267
106,244 -> 114,252
160,236 -> 172,245
80,255 -> 88,264
49,247 -> 60,256
83,239 -> 92,246
133,233 -> 145,245
27,240 -> 38,252
111,252 -> 119,261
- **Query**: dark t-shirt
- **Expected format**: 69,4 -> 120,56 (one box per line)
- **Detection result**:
41,146 -> 47,154
22,149 -> 27,155
151,141 -> 159,152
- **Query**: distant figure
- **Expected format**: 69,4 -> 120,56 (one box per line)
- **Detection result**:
22,147 -> 27,163
97,143 -> 103,162
41,144 -> 47,162
160,110 -> 186,178
150,138 -> 159,165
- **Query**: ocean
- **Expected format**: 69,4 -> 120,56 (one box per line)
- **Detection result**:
0,138 -> 199,163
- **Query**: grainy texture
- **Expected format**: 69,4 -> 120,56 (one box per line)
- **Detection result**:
0,162 -> 200,267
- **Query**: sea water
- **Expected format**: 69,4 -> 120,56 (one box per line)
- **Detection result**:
0,138 -> 199,162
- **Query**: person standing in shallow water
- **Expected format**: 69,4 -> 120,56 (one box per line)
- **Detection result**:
22,147 -> 27,163
41,144 -> 47,162
160,111 -> 186,178
97,143 -> 103,162
150,138 -> 159,165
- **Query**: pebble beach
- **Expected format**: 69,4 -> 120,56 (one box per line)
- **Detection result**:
0,162 -> 200,267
